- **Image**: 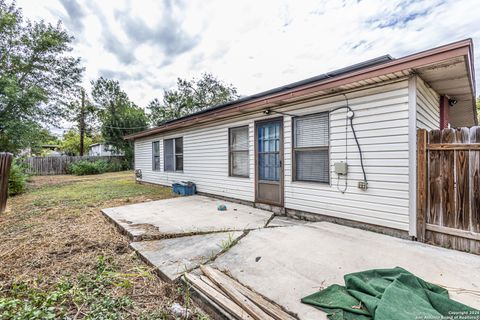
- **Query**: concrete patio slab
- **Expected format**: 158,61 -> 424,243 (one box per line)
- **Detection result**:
131,231 -> 243,282
210,222 -> 480,320
102,195 -> 273,240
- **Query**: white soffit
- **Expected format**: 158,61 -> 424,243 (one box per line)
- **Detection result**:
415,56 -> 475,127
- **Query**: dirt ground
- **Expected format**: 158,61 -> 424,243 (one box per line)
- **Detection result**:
0,171 -> 207,319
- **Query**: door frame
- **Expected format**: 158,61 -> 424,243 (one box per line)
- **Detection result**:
254,116 -> 284,207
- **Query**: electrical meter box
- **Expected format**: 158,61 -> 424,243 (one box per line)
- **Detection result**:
334,162 -> 348,175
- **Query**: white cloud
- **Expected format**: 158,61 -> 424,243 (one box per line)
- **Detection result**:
16,0 -> 480,112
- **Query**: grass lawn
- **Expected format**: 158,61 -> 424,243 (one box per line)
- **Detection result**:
0,171 -> 207,319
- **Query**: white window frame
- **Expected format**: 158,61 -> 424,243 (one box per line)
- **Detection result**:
164,137 -> 183,172
292,112 -> 330,183
228,126 -> 249,178
152,141 -> 160,171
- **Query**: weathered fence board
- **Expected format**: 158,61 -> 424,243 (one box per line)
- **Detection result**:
418,126 -> 480,255
0,153 -> 13,213
427,129 -> 442,247
471,127 -> 480,233
440,128 -> 455,231
416,130 -> 427,242
455,127 -> 469,230
24,156 -> 125,175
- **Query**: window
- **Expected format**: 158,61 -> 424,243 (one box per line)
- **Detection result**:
293,112 -> 329,183
175,137 -> 183,171
229,126 -> 249,177
164,137 -> 183,171
152,141 -> 160,171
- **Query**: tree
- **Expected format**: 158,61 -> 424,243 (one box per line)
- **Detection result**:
0,0 -> 83,154
29,128 -> 60,156
0,120 -> 58,156
91,77 -> 130,118
101,106 -> 148,163
91,77 -> 148,163
148,73 -> 239,125
68,89 -> 96,156
60,129 -> 94,156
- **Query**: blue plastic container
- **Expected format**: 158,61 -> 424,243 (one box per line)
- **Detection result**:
172,181 -> 196,196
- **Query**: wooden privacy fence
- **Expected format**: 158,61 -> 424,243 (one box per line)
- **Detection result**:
417,126 -> 480,254
24,156 -> 126,175
0,153 -> 13,213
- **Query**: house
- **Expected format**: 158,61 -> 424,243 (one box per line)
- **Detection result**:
19,144 -> 63,157
88,143 -> 123,157
126,39 -> 477,239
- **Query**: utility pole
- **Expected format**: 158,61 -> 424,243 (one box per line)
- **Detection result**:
79,89 -> 86,156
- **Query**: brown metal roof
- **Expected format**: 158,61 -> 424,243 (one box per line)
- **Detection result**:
126,39 -> 476,140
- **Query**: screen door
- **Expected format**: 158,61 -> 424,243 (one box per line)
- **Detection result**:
255,118 -> 283,206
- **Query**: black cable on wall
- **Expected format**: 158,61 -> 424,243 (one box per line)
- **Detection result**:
330,94 -> 368,185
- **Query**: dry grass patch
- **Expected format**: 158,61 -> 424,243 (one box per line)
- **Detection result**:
0,171 -> 206,319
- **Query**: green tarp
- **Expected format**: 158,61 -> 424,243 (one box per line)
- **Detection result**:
301,267 -> 479,320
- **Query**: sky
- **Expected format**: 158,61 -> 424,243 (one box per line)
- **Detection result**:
15,0 -> 480,125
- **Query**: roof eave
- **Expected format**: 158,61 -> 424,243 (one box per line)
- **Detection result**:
126,39 -> 475,140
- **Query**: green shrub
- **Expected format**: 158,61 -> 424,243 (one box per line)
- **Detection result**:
8,161 -> 28,196
68,160 -> 106,175
68,160 -> 127,176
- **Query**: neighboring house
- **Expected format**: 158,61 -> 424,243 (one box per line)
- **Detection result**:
19,145 -> 62,157
88,143 -> 123,156
126,39 -> 477,239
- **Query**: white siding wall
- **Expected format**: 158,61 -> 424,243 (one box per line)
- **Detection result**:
282,80 -> 410,231
416,76 -> 440,130
135,80 -> 412,231
135,118 -> 256,202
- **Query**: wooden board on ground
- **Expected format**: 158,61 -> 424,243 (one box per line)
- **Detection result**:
184,266 -> 298,320
201,266 -> 297,320
200,266 -> 274,320
184,273 -> 253,320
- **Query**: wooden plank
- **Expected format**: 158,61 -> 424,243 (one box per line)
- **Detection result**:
427,129 -> 442,246
0,153 -> 13,213
470,127 -> 480,233
184,273 -> 253,320
416,129 -> 428,242
200,266 -> 275,320
427,130 -> 442,225
208,268 -> 297,320
440,129 -> 455,230
425,230 -> 480,255
455,128 -> 470,230
199,275 -> 230,299
426,224 -> 480,241
427,143 -> 480,150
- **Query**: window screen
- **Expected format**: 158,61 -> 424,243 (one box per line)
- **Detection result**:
229,126 -> 249,177
152,141 -> 160,171
294,112 -> 329,182
164,137 -> 183,171
164,139 -> 174,171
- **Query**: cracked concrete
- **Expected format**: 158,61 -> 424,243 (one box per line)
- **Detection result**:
130,231 -> 244,281
101,195 -> 273,240
210,222 -> 480,319
104,196 -> 480,320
